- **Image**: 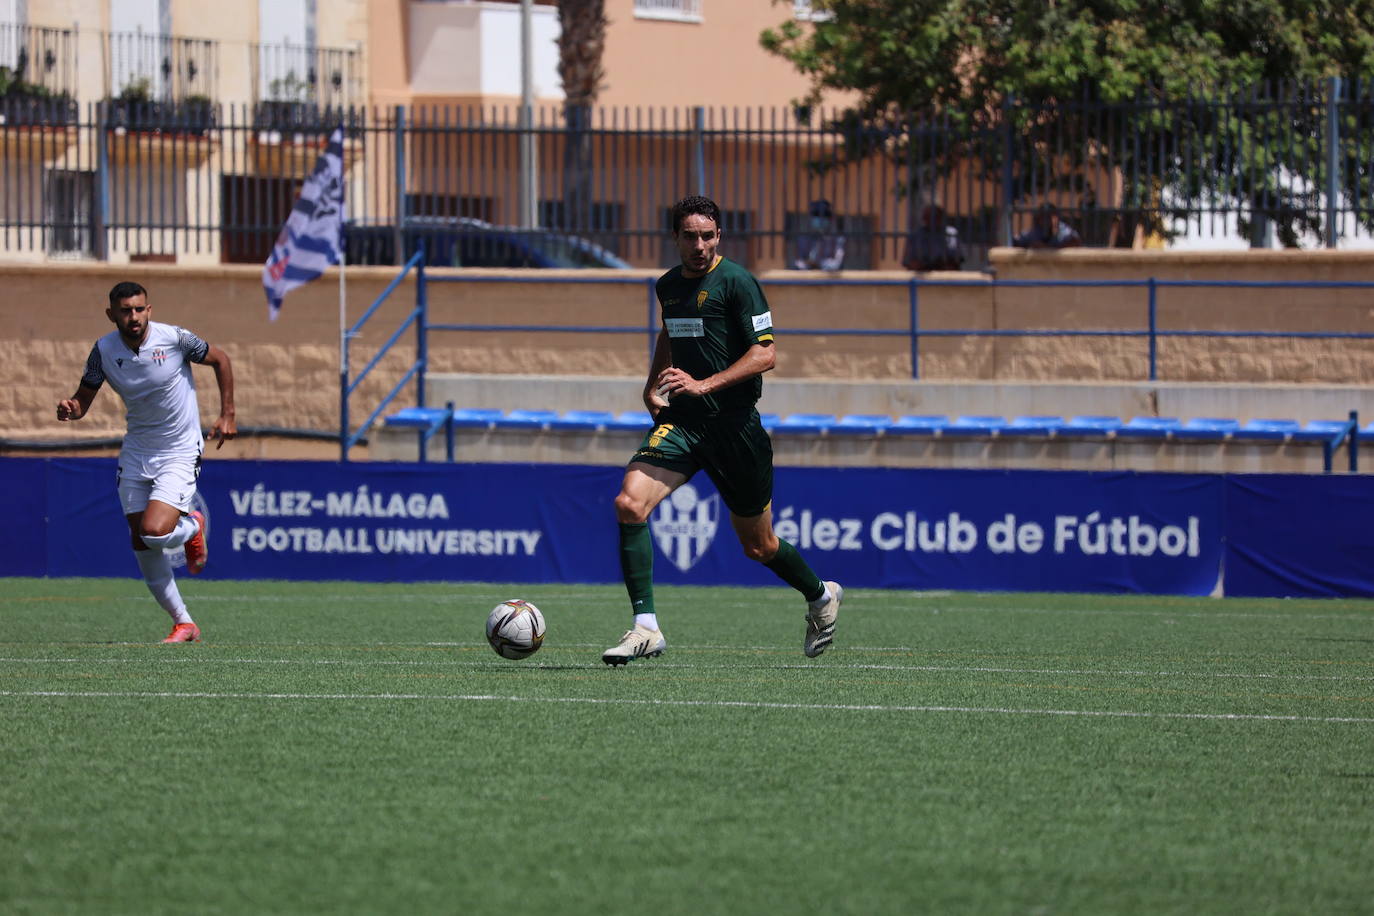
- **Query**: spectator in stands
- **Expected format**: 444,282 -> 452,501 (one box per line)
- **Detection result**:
791,198 -> 846,270
1014,203 -> 1083,249
902,203 -> 963,271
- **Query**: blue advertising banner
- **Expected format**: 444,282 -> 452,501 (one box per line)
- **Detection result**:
1223,474 -> 1374,598
0,457 -> 1244,595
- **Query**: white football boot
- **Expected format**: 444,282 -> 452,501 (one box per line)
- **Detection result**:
803,581 -> 843,658
602,622 -> 667,666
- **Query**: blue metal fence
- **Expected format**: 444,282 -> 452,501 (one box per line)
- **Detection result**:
5,80 -> 1374,267
340,271 -> 1374,461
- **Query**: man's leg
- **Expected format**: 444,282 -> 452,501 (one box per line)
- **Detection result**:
603,462 -> 685,666
126,510 -> 200,643
731,508 -> 843,658
136,499 -> 198,549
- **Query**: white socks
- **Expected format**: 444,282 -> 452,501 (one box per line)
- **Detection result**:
634,613 -> 660,632
134,548 -> 193,625
138,514 -> 198,551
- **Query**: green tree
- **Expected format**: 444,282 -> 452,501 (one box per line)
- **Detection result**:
762,0 -> 1374,244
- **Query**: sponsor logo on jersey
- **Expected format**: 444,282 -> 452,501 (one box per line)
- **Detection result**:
650,483 -> 720,572
752,311 -> 773,333
665,318 -> 705,338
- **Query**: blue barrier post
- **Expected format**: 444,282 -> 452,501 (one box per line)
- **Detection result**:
1147,276 -> 1158,381
1322,410 -> 1359,473
416,257 -> 428,409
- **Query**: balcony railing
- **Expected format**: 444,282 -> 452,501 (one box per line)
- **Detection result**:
105,31 -> 218,102
252,42 -> 360,116
0,24 -> 79,126
633,0 -> 704,22
0,22 -> 77,98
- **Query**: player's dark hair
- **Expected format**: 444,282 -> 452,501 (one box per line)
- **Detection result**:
672,195 -> 721,234
108,281 -> 148,305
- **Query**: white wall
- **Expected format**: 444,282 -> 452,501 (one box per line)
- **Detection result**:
408,0 -> 560,99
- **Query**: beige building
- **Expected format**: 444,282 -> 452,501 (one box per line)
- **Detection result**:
3,1 -> 867,268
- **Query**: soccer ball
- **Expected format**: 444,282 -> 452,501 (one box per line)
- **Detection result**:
485,599 -> 546,660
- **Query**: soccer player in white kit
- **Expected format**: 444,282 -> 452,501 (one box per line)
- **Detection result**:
56,281 -> 237,643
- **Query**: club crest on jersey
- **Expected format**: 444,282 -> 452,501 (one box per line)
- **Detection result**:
650,483 -> 720,572
696,290 -> 709,310
152,348 -> 168,365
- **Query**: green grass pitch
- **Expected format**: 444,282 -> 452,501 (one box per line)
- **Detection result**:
2,577 -> 1372,915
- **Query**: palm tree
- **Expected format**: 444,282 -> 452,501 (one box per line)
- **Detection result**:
556,0 -> 607,239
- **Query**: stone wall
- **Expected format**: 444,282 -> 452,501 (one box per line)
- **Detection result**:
4,248 -> 1373,458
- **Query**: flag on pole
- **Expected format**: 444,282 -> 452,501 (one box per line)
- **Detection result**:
262,126 -> 346,320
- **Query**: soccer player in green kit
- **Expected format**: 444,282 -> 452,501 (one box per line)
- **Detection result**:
603,195 -> 843,665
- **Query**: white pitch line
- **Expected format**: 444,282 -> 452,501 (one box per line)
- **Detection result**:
2,656 -> 1372,683
1,689 -> 1370,724
5,593 -> 1374,622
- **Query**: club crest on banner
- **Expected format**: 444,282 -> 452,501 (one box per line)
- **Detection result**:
650,484 -> 720,572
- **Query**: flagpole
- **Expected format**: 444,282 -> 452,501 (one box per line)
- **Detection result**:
339,246 -> 348,461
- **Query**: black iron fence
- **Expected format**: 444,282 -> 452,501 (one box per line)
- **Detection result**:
2,81 -> 1373,268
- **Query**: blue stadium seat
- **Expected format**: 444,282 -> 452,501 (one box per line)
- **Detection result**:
829,414 -> 893,436
549,410 -> 617,431
384,406 -> 454,429
887,415 -> 949,436
446,407 -> 504,430
773,413 -> 836,435
1174,417 -> 1240,441
946,415 -> 1007,436
1116,417 -> 1181,439
1234,419 -> 1301,441
383,405 -> 461,462
493,409 -> 559,430
1292,419 -> 1353,443
1001,415 -> 1065,437
759,413 -> 782,431
606,411 -> 653,432
1063,415 -> 1123,436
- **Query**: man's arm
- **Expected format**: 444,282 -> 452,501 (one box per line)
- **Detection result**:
56,384 -> 99,422
642,329 -> 673,416
654,341 -> 775,401
199,343 -> 237,449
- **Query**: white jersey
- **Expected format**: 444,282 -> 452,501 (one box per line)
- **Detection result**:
81,321 -> 210,457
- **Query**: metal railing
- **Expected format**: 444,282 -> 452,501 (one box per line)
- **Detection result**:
252,42 -> 361,113
340,248 -> 428,461
1323,411 -> 1360,473
0,22 -> 76,99
4,84 -> 1374,266
338,269 -> 1374,460
106,31 -> 218,102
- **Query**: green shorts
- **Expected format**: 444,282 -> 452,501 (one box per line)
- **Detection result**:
630,408 -> 774,518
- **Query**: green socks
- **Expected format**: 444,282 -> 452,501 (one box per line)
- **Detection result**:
764,538 -> 825,603
619,522 -> 656,616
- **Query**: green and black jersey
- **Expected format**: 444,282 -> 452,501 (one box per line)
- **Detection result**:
655,256 -> 774,420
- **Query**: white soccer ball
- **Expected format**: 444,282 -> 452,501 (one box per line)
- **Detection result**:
485,599 -> 546,660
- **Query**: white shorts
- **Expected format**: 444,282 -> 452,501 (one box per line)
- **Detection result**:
117,450 -> 202,516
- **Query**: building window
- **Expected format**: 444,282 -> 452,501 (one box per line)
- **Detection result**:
633,0 -> 702,23
793,1 -> 833,22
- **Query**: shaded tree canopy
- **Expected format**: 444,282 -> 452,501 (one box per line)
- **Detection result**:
763,1 -> 1374,244
762,0 -> 1374,116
